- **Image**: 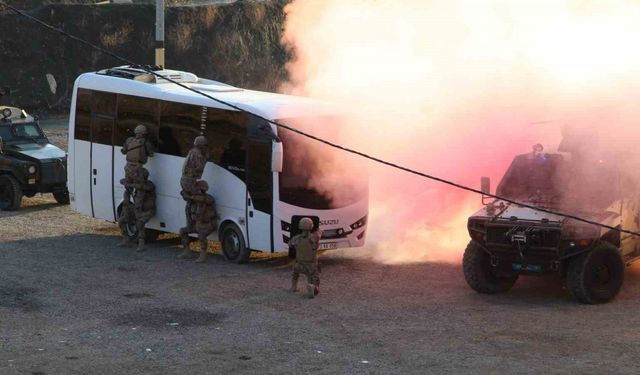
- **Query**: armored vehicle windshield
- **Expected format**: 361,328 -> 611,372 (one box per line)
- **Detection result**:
495,153 -> 565,207
0,121 -> 47,145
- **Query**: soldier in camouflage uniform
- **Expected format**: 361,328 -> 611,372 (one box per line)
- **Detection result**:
181,136 -> 209,229
289,217 -> 322,298
117,179 -> 136,247
117,168 -> 156,252
178,180 -> 218,263
121,125 -> 154,189
131,170 -> 156,252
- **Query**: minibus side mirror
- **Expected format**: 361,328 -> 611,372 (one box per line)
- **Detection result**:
272,140 -> 283,173
481,176 -> 491,205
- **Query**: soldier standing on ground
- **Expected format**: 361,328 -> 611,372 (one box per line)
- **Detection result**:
118,168 -> 156,252
290,217 -> 322,298
178,180 -> 218,263
180,136 -> 209,230
131,169 -> 156,252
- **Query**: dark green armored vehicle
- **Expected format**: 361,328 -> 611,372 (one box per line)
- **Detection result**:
0,106 -> 68,210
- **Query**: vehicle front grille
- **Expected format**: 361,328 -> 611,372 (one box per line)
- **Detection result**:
40,160 -> 66,185
486,223 -> 562,260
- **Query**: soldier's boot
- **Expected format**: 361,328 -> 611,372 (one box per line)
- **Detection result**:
118,236 -> 131,247
306,284 -> 317,299
177,234 -> 192,259
290,276 -> 298,292
177,247 -> 192,259
195,241 -> 208,263
136,238 -> 145,253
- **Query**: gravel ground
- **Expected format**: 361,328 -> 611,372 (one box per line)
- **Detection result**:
2,121 -> 640,374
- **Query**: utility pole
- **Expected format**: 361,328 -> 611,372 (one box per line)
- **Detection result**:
155,0 -> 165,68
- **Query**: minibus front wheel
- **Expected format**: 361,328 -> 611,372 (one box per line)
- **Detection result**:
220,223 -> 250,264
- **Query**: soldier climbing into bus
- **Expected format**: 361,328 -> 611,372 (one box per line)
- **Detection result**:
121,124 -> 154,189
178,180 -> 218,263
289,217 -> 322,298
180,135 -> 209,229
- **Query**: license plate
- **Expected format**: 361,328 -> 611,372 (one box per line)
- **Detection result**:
511,233 -> 527,243
28,178 -> 36,184
319,242 -> 338,250
512,263 -> 542,272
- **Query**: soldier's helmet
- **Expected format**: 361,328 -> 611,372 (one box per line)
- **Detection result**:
134,125 -> 148,135
298,217 -> 314,231
194,136 -> 208,147
196,180 -> 209,192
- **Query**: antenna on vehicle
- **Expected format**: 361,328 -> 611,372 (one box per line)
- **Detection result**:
155,0 -> 165,69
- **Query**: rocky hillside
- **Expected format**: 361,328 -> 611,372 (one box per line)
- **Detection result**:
0,1 -> 290,114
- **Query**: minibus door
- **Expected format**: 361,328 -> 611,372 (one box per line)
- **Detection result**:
246,139 -> 273,251
90,114 -> 115,221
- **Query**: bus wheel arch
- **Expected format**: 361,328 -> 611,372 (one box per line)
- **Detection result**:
219,220 -> 250,264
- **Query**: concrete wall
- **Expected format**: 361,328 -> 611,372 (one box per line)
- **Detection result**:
0,1 -> 290,114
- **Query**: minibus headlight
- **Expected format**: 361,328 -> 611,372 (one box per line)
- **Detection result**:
28,165 -> 36,174
350,215 -> 368,230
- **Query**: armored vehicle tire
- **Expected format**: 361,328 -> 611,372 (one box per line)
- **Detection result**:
53,190 -> 70,205
567,242 -> 624,304
463,241 -> 518,294
0,175 -> 23,210
220,224 -> 250,264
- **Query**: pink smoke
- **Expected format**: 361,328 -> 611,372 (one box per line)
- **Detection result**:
280,0 -> 640,263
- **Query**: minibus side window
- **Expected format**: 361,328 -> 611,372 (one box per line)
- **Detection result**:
204,108 -> 248,179
159,101 -> 201,157
116,95 -> 159,148
74,88 -> 92,142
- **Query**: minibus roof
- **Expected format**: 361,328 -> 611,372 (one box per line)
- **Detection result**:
77,68 -> 341,120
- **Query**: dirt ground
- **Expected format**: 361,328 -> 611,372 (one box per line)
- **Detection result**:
2,123 -> 640,374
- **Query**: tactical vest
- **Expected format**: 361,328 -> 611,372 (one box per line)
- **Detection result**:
126,138 -> 148,164
182,149 -> 206,179
195,197 -> 216,224
295,235 -> 316,263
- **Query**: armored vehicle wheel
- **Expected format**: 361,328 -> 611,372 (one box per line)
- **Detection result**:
220,224 -> 250,264
567,242 -> 624,304
463,241 -> 518,294
0,175 -> 23,210
53,190 -> 70,205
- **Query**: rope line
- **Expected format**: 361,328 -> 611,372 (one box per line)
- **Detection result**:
4,1 -> 639,238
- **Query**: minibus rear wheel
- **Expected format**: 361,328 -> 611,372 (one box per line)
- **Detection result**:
116,203 -> 161,242
220,224 -> 250,264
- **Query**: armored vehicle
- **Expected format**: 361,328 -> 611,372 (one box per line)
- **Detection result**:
0,106 -> 68,210
463,141 -> 640,304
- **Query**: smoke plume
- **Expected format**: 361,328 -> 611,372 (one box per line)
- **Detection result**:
280,0 -> 640,264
